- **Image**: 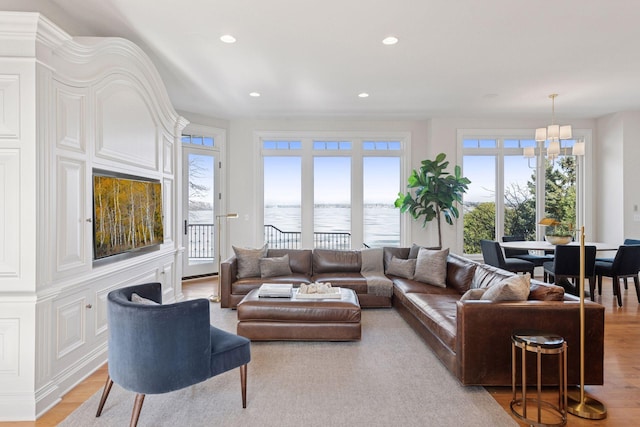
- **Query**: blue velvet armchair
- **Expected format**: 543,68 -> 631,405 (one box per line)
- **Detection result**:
95,282 -> 251,426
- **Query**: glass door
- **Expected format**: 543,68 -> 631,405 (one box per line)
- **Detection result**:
182,146 -> 219,277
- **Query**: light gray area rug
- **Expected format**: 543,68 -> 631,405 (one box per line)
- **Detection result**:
60,306 -> 516,427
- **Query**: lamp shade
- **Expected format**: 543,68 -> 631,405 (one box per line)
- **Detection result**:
548,140 -> 560,156
535,128 -> 547,142
523,146 -> 535,158
572,140 -> 585,156
547,124 -> 560,140
559,125 -> 572,140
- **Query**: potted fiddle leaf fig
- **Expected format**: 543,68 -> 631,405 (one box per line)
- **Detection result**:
394,153 -> 471,249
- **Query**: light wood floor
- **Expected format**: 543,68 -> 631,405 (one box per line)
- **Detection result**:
3,277 -> 638,426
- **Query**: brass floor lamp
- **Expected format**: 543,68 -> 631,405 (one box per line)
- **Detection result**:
567,226 -> 607,419
209,213 -> 238,302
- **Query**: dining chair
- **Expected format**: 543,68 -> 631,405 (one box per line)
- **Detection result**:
501,235 -> 554,267
542,245 -> 596,298
594,245 -> 640,307
480,239 -> 535,275
95,282 -> 251,427
595,238 -> 640,290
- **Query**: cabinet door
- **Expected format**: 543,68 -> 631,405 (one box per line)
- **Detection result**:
55,157 -> 90,276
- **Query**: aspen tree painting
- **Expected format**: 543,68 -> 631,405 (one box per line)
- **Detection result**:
93,172 -> 163,259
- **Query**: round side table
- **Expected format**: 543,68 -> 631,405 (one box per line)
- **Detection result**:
510,331 -> 567,427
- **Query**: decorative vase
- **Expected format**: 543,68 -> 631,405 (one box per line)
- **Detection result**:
545,235 -> 573,245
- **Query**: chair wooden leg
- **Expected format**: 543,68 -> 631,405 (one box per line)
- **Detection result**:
240,363 -> 248,408
95,374 -> 113,417
634,276 -> 640,303
588,276 -> 595,301
130,394 -> 145,427
597,274 -> 603,295
614,276 -> 623,307
624,277 -> 628,290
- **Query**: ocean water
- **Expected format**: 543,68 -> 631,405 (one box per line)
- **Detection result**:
265,205 -> 400,248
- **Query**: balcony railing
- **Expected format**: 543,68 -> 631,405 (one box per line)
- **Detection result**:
188,223 -> 214,259
187,224 -> 362,260
264,225 -> 357,250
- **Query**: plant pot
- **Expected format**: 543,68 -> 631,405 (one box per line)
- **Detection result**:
545,235 -> 572,245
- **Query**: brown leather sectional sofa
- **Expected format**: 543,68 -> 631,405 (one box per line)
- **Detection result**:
220,248 -> 393,309
220,246 -> 605,386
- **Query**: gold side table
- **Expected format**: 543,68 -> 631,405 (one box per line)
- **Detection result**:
510,331 -> 567,427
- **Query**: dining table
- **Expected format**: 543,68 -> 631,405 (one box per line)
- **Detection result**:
499,240 -> 618,253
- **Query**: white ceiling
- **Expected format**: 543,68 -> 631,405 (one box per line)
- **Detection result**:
44,0 -> 640,120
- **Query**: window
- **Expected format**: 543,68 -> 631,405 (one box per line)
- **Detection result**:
261,133 -> 406,249
460,131 -> 586,255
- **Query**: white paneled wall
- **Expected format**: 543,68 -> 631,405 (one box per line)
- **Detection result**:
0,12 -> 186,421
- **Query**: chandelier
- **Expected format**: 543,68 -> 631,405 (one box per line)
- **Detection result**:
524,93 -> 584,161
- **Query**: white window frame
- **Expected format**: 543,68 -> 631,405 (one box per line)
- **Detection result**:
255,130 -> 411,248
456,128 -> 593,254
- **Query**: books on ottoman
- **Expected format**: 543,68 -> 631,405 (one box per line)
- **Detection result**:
258,283 -> 293,298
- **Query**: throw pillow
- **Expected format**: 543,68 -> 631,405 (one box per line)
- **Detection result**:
481,273 -> 531,302
259,254 -> 293,278
386,256 -> 417,279
233,244 -> 268,279
529,282 -> 565,301
460,288 -> 487,301
413,247 -> 449,287
408,243 -> 442,259
131,293 -> 159,305
446,255 -> 477,294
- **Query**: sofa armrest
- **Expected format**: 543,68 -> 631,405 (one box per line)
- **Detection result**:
456,300 -> 604,386
220,255 -> 238,308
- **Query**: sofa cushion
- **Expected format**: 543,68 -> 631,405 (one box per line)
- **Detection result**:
481,273 -> 530,301
471,263 -> 513,289
404,292 -> 459,352
529,281 -> 565,301
259,254 -> 293,278
313,249 -> 361,274
446,254 -> 477,294
414,247 -> 449,287
267,249 -> 312,275
233,244 -> 268,278
386,256 -> 416,279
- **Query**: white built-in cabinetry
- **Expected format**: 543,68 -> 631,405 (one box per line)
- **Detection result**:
0,12 -> 187,421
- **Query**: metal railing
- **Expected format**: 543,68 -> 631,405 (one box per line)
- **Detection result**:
188,223 -> 214,259
188,224 -> 362,259
264,225 -> 354,250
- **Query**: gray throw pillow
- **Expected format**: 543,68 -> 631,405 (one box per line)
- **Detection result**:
413,247 -> 449,287
233,244 -> 268,278
481,273 -> 531,301
409,243 -> 442,259
386,256 -> 417,279
460,288 -> 487,301
259,254 -> 293,278
131,293 -> 159,305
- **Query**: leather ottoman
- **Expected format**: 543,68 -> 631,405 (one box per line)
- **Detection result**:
236,288 -> 361,341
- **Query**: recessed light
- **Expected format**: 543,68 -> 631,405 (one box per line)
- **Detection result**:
358,92 -> 370,98
220,34 -> 236,43
249,92 -> 261,97
382,36 -> 399,45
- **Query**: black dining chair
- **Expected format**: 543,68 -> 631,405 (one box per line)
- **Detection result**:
543,245 -> 596,298
594,245 -> 640,307
595,238 -> 640,290
480,239 -> 535,276
501,235 -> 554,267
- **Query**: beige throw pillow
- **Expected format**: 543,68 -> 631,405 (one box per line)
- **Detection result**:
259,254 -> 293,278
413,247 -> 449,287
131,293 -> 159,305
481,273 -> 531,301
233,244 -> 268,278
386,256 -> 416,279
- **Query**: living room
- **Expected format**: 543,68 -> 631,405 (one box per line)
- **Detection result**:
1,1 -> 639,425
